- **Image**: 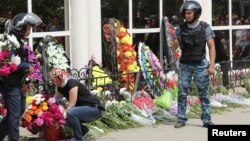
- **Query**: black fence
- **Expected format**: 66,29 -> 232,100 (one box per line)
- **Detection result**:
70,60 -> 250,91
211,60 -> 250,87
24,60 -> 250,96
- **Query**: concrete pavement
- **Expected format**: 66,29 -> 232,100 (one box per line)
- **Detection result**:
94,107 -> 250,141
19,106 -> 250,141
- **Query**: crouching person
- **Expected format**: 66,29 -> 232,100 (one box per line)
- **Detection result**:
49,68 -> 103,141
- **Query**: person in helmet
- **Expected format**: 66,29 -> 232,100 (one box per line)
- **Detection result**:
50,68 -> 103,141
173,0 -> 216,128
0,13 -> 42,141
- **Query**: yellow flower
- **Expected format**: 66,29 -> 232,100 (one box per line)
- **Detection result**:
26,96 -> 33,105
42,102 -> 48,106
97,87 -> 103,93
42,105 -> 48,111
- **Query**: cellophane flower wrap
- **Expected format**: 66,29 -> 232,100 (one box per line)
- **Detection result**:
21,94 -> 65,134
0,35 -> 20,77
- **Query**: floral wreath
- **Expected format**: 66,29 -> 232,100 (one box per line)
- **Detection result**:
138,42 -> 161,96
148,49 -> 166,89
45,41 -> 70,70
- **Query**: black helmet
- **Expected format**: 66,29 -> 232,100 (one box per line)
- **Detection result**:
180,0 -> 202,21
10,13 -> 42,37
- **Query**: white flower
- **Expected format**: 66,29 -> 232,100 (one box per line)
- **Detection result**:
119,87 -> 127,94
47,42 -> 70,70
120,87 -> 131,100
0,41 -> 7,52
27,105 -> 32,109
111,100 -> 119,106
105,100 -> 113,109
7,35 -> 20,48
103,90 -> 111,96
10,55 -> 21,65
90,90 -> 100,95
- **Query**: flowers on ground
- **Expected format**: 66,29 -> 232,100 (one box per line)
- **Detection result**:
21,94 -> 65,134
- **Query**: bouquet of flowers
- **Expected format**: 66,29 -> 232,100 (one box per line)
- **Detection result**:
0,35 -> 20,77
23,43 -> 42,82
21,94 -> 65,134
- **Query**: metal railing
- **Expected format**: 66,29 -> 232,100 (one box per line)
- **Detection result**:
70,60 -> 250,90
23,60 -> 250,96
210,60 -> 250,87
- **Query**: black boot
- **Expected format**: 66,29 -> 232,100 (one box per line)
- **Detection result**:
81,125 -> 89,137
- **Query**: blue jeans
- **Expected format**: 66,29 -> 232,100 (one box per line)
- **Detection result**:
66,106 -> 101,140
0,86 -> 26,141
177,59 -> 211,123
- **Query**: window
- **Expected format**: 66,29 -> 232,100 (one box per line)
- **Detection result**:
101,0 -> 183,60
133,0 -> 159,28
212,0 -> 250,63
101,0 -> 128,27
0,0 -> 27,34
212,0 -> 229,26
0,0 -> 70,51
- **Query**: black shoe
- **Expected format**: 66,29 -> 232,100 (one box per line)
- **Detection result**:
203,121 -> 214,127
174,122 -> 185,128
81,125 -> 89,136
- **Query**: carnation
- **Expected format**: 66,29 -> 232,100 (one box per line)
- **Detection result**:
21,94 -> 65,134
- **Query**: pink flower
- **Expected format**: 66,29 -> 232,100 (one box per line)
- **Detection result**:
9,64 -> 18,72
35,118 -> 44,126
47,97 -> 56,105
23,44 -> 43,82
0,50 -> 17,77
21,95 -> 65,134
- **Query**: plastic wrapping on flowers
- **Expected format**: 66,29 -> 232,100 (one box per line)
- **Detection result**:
132,91 -> 154,118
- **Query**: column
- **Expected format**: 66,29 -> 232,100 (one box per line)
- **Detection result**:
88,0 -> 102,63
70,0 -> 89,69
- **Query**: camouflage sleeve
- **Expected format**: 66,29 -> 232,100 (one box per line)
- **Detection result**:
206,26 -> 215,40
